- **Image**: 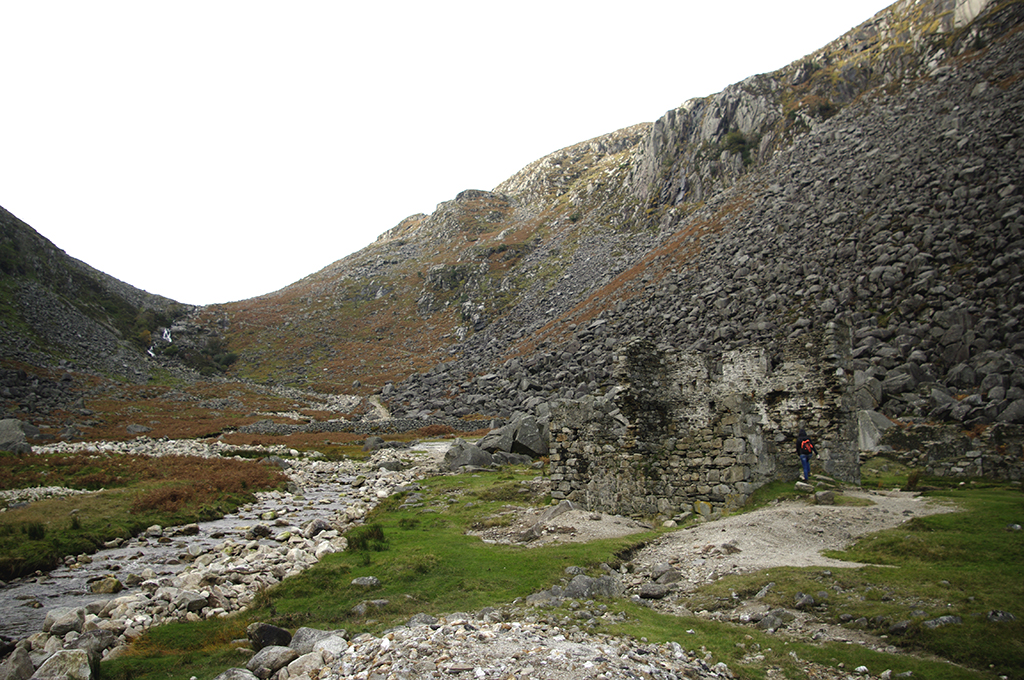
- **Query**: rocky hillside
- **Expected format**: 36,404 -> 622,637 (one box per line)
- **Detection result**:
0,206 -> 188,383
3,0 -> 1023,439
195,0 -> 1024,429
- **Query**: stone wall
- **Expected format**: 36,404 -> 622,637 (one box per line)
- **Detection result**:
874,421 -> 1024,481
547,322 -> 860,519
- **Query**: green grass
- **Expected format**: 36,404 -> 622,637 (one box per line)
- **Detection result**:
598,602 -> 987,680
675,484 -> 1024,679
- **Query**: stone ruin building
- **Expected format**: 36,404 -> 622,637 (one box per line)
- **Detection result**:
544,322 -> 1024,520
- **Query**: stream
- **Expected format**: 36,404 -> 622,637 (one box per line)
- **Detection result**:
0,442 -> 450,641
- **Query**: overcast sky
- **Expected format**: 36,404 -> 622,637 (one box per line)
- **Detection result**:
1,1 -> 893,305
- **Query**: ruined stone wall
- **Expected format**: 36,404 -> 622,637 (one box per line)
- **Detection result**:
547,322 -> 859,519
876,421 -> 1024,481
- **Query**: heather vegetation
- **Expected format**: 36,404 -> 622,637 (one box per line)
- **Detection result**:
0,452 -> 287,579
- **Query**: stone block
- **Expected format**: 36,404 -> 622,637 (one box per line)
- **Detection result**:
722,437 -> 745,453
724,466 -> 748,483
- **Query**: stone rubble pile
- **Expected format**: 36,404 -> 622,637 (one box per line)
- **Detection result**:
213,613 -> 743,680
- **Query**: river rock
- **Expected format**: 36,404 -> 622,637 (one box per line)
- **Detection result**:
172,590 -> 207,613
289,628 -> 347,655
67,630 -> 117,658
443,439 -> 491,470
42,607 -> 84,636
0,646 -> 33,680
285,651 -> 323,678
89,577 -> 123,595
311,635 -> 348,660
30,649 -> 92,680
212,669 -> 259,680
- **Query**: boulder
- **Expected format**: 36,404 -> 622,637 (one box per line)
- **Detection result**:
476,413 -> 549,458
997,399 -> 1024,424
172,590 -> 207,613
289,627 -> 347,655
68,630 -> 118,659
0,646 -> 34,680
312,636 -> 349,659
30,649 -> 92,680
511,414 -> 548,456
212,670 -> 259,680
89,576 -> 123,594
638,583 -> 671,599
563,574 -> 623,599
858,409 -> 895,451
43,607 -> 85,636
285,651 -> 323,678
443,439 -> 492,470
246,622 -> 292,651
245,646 -> 298,680
0,419 -> 31,454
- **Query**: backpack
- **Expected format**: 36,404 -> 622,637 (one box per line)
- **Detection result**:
801,439 -> 814,456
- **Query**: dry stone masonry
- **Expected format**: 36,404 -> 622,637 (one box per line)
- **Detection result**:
546,323 -> 860,519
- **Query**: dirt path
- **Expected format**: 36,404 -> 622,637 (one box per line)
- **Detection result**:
629,488 -> 957,581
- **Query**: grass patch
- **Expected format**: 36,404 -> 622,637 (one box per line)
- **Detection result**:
600,602 -> 986,680
677,484 -> 1023,679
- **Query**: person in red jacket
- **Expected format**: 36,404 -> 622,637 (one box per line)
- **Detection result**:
796,428 -> 816,482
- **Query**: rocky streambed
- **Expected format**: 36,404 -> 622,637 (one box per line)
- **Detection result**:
0,438 -> 450,660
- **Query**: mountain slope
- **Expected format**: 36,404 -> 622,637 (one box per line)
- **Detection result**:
184,0 -> 1024,430
0,206 -> 188,382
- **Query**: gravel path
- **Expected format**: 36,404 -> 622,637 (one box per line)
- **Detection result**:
629,489 -> 956,583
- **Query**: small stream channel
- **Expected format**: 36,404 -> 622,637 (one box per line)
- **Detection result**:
0,442 -> 449,641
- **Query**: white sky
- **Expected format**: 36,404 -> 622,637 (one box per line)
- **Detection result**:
0,1 -> 893,305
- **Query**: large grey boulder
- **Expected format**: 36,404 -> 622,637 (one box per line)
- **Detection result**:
443,439 -> 492,470
30,649 -> 92,680
997,399 -> 1024,424
43,607 -> 85,636
476,413 -> 549,458
857,410 -> 895,451
246,646 -> 298,680
246,622 -> 292,651
0,419 -> 31,455
211,670 -> 259,680
285,651 -> 324,678
563,574 -> 623,599
289,627 -> 347,655
68,629 -> 118,659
